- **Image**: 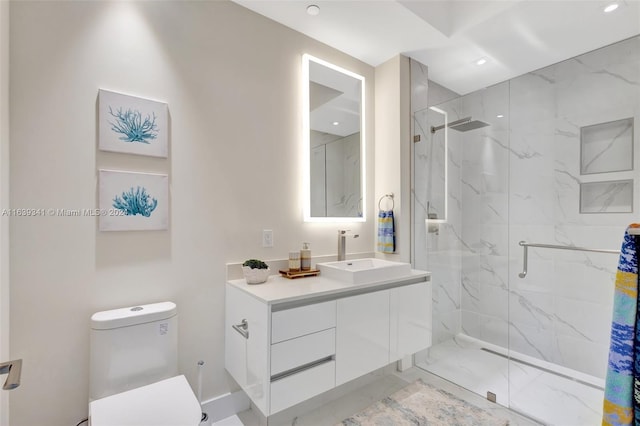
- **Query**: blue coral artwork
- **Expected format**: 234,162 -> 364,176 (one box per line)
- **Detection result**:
98,89 -> 168,158
99,170 -> 169,231
108,107 -> 158,144
112,186 -> 158,217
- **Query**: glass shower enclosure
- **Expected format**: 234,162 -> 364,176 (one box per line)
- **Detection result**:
412,36 -> 640,425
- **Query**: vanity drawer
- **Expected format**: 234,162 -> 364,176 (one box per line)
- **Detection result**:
271,300 -> 336,343
271,328 -> 335,377
270,360 -> 335,414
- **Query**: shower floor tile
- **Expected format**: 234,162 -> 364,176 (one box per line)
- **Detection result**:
509,367 -> 603,426
418,336 -> 604,425
420,335 -> 512,405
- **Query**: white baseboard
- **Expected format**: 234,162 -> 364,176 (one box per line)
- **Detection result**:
200,390 -> 251,424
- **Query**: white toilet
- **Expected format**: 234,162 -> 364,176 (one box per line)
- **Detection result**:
88,301 -> 202,426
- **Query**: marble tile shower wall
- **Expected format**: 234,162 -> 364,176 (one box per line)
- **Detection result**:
458,82 -> 510,351
414,36 -> 639,379
507,36 -> 639,379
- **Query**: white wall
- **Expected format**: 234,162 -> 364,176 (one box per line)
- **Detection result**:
9,2 -> 374,425
0,1 -> 10,424
374,55 -> 411,262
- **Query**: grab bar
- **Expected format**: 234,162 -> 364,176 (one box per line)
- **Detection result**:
518,241 -> 619,278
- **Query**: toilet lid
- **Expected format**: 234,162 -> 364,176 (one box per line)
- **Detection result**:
89,375 -> 201,426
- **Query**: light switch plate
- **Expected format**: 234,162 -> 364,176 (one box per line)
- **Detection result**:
262,229 -> 273,248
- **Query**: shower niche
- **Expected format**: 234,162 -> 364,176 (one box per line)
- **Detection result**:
579,117 -> 634,213
580,117 -> 634,175
580,179 -> 633,213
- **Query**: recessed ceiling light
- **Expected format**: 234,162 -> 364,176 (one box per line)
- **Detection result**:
476,58 -> 487,66
497,114 -> 504,118
604,3 -> 618,12
307,5 -> 320,16
332,121 -> 339,126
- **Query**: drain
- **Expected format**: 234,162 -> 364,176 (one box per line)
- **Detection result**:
480,347 -> 604,391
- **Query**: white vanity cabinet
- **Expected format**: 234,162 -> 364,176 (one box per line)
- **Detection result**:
225,270 -> 430,417
269,301 -> 337,413
225,287 -> 337,416
390,282 -> 432,360
335,290 -> 390,385
335,283 -> 433,385
225,285 -> 270,414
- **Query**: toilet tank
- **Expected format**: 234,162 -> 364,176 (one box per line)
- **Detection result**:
89,301 -> 179,401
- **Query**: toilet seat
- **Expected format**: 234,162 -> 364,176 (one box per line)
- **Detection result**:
89,375 -> 201,426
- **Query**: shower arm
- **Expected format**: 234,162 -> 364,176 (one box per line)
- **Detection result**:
518,241 -> 620,278
430,117 -> 471,134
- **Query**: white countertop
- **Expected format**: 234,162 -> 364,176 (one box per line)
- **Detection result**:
227,269 -> 430,306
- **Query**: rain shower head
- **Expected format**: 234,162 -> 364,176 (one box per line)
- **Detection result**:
451,119 -> 490,132
430,117 -> 491,134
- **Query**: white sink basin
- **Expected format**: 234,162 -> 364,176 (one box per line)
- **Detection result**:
317,258 -> 412,284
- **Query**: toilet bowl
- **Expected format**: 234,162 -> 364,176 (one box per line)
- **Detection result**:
89,375 -> 201,426
89,302 -> 202,426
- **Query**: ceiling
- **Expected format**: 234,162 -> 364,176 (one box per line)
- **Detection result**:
232,0 -> 640,95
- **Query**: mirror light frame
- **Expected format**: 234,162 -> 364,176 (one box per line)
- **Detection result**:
302,53 -> 366,222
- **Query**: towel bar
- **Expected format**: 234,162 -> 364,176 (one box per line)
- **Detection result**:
518,241 -> 619,278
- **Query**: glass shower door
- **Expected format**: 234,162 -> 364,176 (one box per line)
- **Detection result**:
413,36 -> 640,424
413,81 -> 512,407
504,36 -> 640,425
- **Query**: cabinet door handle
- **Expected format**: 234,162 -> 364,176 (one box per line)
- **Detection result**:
0,359 -> 21,390
232,319 -> 249,339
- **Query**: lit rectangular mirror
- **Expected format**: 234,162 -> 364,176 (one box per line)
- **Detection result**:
303,54 -> 365,222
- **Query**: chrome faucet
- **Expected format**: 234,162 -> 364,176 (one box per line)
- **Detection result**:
337,230 -> 359,261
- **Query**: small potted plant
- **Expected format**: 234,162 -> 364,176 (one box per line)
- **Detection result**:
242,259 -> 270,284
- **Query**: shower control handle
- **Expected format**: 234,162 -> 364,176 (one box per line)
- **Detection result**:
232,319 -> 249,339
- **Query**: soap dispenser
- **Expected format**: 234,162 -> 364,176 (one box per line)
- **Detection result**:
301,242 -> 311,271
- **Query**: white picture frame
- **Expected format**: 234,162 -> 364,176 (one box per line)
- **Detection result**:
99,170 -> 169,231
98,89 -> 168,158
